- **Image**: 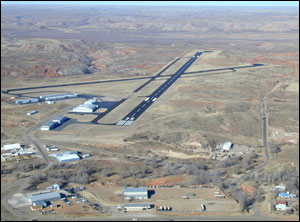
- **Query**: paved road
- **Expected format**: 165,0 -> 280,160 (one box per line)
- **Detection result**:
117,51 -> 203,126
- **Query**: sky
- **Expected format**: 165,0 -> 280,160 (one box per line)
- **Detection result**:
1,1 -> 299,7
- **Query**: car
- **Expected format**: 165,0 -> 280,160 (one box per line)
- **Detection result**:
132,218 -> 138,221
130,117 -> 134,120
125,117 -> 129,120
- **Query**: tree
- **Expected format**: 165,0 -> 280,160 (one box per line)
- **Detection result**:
129,166 -> 137,177
269,142 -> 281,154
238,192 -> 249,212
254,189 -> 264,202
102,168 -> 111,177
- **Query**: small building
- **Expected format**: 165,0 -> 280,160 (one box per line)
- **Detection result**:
28,192 -> 61,205
2,143 -> 22,150
222,142 -> 232,151
275,185 -> 286,191
82,154 -> 91,159
45,101 -> 55,104
54,152 -> 80,162
186,193 -> 196,197
279,192 -> 289,198
52,116 -> 68,124
27,110 -> 38,116
123,203 -> 151,211
275,200 -> 288,211
53,184 -> 60,190
41,121 -> 58,131
124,187 -> 148,200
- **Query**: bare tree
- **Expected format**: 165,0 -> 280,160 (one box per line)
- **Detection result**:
102,168 -> 111,177
238,192 -> 249,212
269,142 -> 281,154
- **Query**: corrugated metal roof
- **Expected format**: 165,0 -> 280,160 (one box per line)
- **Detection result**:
42,121 -> 58,127
29,192 -> 61,202
55,154 -> 80,162
276,200 -> 287,205
124,203 -> 150,207
53,116 -> 67,121
222,142 -> 232,150
124,187 -> 147,193
3,143 -> 22,150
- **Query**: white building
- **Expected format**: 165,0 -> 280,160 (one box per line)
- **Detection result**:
2,143 -> 22,150
72,103 -> 98,113
41,121 -> 58,131
123,203 -> 151,211
275,201 -> 289,211
222,142 -> 232,151
54,151 -> 80,162
27,110 -> 38,116
52,116 -> 68,124
124,187 -> 148,200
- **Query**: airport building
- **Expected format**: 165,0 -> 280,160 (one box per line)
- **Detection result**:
52,116 -> 68,124
41,121 -> 58,131
72,103 -> 98,113
15,98 -> 39,105
40,93 -> 77,101
123,203 -> 151,211
124,187 -> 148,200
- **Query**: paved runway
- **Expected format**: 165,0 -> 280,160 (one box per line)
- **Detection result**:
116,51 -> 203,126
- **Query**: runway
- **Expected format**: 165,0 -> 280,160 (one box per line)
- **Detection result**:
116,51 -> 203,126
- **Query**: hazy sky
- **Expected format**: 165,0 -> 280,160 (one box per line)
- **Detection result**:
2,1 -> 299,7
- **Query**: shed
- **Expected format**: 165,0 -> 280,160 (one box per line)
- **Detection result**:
222,142 -> 232,151
275,200 -> 288,211
279,192 -> 289,198
53,184 -> 60,190
82,154 -> 91,158
186,193 -> 196,197
27,110 -> 38,116
275,185 -> 286,191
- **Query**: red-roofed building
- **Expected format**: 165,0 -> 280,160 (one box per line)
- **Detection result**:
275,200 -> 288,211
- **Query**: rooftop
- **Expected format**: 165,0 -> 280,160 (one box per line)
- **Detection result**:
124,187 -> 147,193
42,121 -> 58,127
53,116 -> 67,121
29,192 -> 61,202
55,154 -> 80,162
124,203 -> 151,207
